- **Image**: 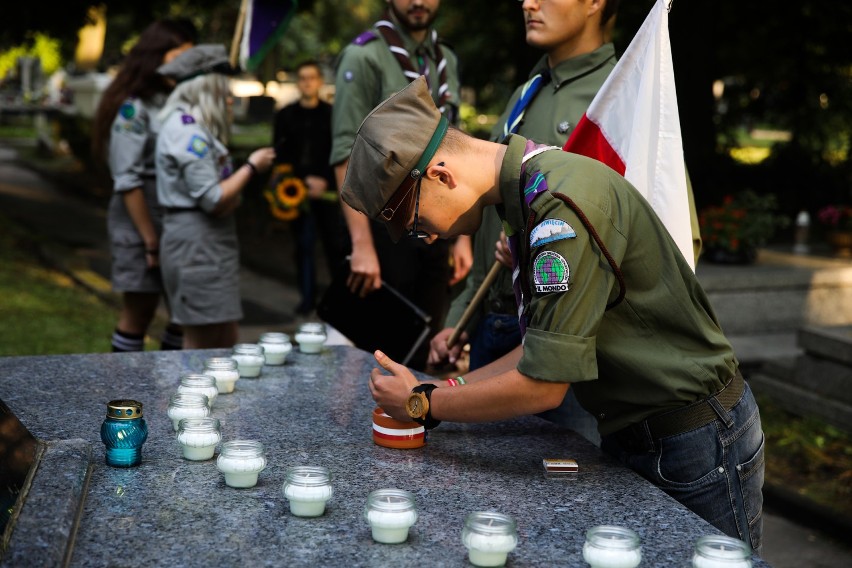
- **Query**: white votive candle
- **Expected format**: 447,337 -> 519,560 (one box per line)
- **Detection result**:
364,488 -> 418,544
258,332 -> 292,365
216,440 -> 267,488
282,466 -> 333,517
692,535 -> 752,568
176,417 -> 221,460
177,374 -> 218,408
166,392 -> 209,432
582,525 -> 642,568
231,343 -> 265,377
203,357 -> 240,394
461,511 -> 518,567
295,323 -> 326,354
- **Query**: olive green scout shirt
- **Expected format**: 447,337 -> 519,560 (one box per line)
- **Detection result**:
330,14 -> 461,166
446,45 -> 617,331
499,135 -> 736,436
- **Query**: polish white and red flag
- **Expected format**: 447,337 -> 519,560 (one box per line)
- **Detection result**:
562,0 -> 694,270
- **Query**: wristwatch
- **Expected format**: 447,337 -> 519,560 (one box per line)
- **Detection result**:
405,384 -> 441,430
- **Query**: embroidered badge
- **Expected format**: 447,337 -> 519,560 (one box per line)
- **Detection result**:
523,172 -> 548,202
530,219 -> 577,248
181,113 -> 196,125
533,251 -> 570,293
557,121 -> 571,134
187,135 -> 209,158
344,70 -> 354,82
119,103 -> 135,120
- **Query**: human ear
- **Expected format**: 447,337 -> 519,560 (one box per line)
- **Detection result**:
428,161 -> 456,189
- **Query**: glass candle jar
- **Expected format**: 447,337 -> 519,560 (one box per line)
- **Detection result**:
176,417 -> 222,461
231,343 -> 265,378
177,374 -> 218,408
372,407 -> 425,449
295,323 -> 327,354
582,525 -> 642,568
282,466 -> 333,517
216,440 -> 267,488
364,488 -> 418,544
692,535 -> 752,568
203,357 -> 240,394
462,511 -> 518,567
166,392 -> 209,432
258,332 -> 292,365
100,399 -> 148,467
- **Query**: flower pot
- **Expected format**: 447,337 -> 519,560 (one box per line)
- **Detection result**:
828,231 -> 852,257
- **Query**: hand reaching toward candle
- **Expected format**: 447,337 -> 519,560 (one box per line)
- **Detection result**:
369,350 -> 420,421
495,230 -> 512,268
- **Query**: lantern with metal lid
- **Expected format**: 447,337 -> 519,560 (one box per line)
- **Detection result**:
100,399 -> 148,467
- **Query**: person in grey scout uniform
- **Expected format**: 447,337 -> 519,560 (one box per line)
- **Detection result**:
91,19 -> 197,352
343,77 -> 765,553
155,44 -> 275,349
330,0 -> 472,371
429,0 -> 622,446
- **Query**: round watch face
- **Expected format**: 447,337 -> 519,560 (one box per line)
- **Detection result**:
406,392 -> 427,419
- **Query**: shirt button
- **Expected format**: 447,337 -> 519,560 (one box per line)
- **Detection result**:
717,466 -> 725,474
557,121 -> 571,134
598,413 -> 605,420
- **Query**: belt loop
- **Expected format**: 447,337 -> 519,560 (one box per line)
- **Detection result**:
708,396 -> 734,429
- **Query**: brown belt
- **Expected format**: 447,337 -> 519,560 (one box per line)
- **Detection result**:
613,371 -> 745,451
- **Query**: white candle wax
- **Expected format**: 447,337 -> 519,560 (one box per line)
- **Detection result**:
167,405 -> 208,431
216,455 -> 266,488
295,332 -> 325,354
231,354 -> 264,378
693,557 -> 751,568
259,341 -> 291,365
283,484 -> 333,517
206,368 -> 239,394
176,430 -> 220,461
582,543 -> 643,568
366,509 -> 417,544
463,533 -> 517,567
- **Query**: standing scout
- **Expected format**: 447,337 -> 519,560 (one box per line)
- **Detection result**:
429,0 -> 622,444
343,77 -> 765,553
330,0 -> 472,371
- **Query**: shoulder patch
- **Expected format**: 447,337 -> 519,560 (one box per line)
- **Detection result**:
523,171 -> 549,204
353,30 -> 378,46
530,219 -> 577,248
118,102 -> 135,120
181,113 -> 196,125
533,250 -> 570,294
186,135 -> 209,158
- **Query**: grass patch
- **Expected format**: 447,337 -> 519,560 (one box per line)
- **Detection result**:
756,393 -> 852,518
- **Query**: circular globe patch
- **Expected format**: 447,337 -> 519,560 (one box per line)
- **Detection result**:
533,251 -> 570,293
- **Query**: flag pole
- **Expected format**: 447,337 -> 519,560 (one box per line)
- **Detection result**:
446,260 -> 504,349
230,0 -> 250,68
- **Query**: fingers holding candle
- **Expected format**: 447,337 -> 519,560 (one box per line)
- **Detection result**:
369,351 -> 419,421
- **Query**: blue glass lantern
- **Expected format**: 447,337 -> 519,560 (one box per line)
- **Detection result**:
100,400 -> 148,467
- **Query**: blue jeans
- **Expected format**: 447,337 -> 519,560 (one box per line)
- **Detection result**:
470,313 -> 601,446
601,382 -> 765,553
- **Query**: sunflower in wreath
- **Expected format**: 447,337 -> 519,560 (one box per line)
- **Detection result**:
264,163 -> 308,221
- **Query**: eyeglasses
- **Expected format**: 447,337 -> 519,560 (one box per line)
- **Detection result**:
406,177 -> 430,240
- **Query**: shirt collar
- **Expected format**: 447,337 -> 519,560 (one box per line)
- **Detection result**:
527,42 -> 616,89
497,134 -> 529,236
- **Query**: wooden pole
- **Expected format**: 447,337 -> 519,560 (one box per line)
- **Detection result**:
230,0 -> 250,69
447,260 -> 504,349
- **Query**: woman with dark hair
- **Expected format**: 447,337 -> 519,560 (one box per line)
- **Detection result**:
91,19 -> 196,353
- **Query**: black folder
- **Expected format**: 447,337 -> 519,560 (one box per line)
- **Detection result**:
316,262 -> 432,366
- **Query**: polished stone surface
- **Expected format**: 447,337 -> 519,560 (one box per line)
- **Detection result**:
0,347 -> 771,567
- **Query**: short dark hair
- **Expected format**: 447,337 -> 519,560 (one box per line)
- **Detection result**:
295,60 -> 322,75
601,0 -> 621,27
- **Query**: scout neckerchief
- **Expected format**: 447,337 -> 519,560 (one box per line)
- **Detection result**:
508,141 -> 626,336
374,10 -> 453,115
501,71 -> 550,140
508,140 -> 560,337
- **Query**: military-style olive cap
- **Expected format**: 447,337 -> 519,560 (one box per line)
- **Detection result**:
156,44 -> 238,83
341,76 -> 449,242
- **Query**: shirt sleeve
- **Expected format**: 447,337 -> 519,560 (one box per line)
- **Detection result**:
330,45 -> 381,166
108,100 -> 149,193
169,125 -> 223,213
516,169 -> 627,384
